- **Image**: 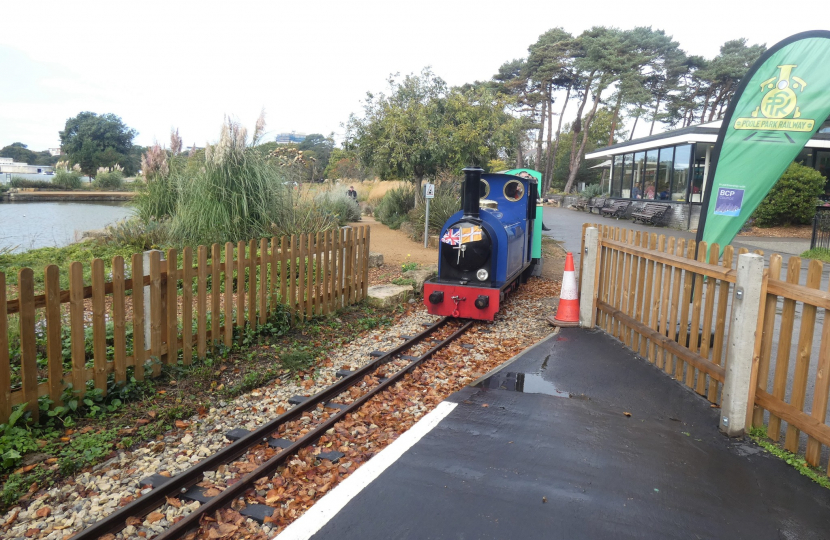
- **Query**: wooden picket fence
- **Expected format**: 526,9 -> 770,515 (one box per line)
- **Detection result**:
0,226 -> 370,425
587,223 -> 830,474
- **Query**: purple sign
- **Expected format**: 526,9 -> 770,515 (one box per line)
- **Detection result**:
714,188 -> 744,217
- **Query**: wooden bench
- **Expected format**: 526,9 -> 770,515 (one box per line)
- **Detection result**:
631,203 -> 670,225
588,197 -> 607,214
600,200 -> 631,219
573,197 -> 589,211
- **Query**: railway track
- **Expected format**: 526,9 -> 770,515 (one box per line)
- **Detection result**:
74,316 -> 473,540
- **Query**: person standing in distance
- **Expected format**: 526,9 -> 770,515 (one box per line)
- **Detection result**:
347,185 -> 357,200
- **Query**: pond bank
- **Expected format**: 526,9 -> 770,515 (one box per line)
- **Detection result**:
2,190 -> 136,202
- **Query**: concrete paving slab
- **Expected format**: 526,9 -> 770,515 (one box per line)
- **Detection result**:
306,328 -> 830,540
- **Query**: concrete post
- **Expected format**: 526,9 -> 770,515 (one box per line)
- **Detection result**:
142,249 -> 164,347
579,227 -> 599,328
719,253 -> 765,437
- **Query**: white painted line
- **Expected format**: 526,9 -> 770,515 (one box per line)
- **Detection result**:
274,401 -> 458,540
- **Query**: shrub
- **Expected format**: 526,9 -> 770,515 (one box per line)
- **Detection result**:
9,177 -> 60,190
580,183 -> 604,199
93,167 -> 124,190
407,181 -> 460,241
105,217 -> 169,250
52,169 -> 83,190
375,184 -> 416,229
314,188 -> 361,224
753,162 -> 825,227
133,173 -> 178,222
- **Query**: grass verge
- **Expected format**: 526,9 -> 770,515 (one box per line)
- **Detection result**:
800,247 -> 830,263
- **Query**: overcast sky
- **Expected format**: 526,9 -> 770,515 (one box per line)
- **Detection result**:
1,0 -> 827,152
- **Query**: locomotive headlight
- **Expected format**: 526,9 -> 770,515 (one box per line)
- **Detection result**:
476,268 -> 489,281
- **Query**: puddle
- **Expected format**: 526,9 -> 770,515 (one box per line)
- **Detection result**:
475,371 -> 570,398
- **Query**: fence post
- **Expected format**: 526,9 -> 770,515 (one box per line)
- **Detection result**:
579,227 -> 599,328
143,249 -> 165,348
719,252 -> 765,437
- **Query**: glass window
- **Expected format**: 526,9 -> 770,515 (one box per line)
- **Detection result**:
503,180 -> 524,201
692,143 -> 713,203
816,151 -> 830,197
479,179 -> 490,199
656,147 -> 673,200
622,153 -> 633,198
643,150 -> 658,199
612,155 -> 623,197
631,152 -> 645,199
672,144 -> 692,201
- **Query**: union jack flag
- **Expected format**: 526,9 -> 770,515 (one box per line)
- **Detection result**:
441,228 -> 461,246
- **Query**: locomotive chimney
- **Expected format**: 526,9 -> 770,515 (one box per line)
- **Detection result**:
461,167 -> 483,219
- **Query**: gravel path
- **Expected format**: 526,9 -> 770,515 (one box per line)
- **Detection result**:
1,279 -> 561,540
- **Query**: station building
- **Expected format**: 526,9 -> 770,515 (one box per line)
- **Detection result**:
584,117 -> 830,229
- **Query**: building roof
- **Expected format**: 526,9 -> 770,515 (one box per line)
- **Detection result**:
586,119 -> 830,160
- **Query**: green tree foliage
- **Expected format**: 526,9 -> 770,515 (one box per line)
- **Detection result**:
753,163 -> 825,227
298,134 -> 335,180
665,39 -> 766,128
345,68 -> 515,200
487,27 -> 764,194
59,112 -> 138,177
0,142 -> 37,164
552,109 -> 626,190
323,148 -> 367,180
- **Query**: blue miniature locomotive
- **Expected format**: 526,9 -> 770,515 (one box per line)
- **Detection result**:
423,167 -> 540,321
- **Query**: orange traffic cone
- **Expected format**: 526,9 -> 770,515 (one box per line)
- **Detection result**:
550,252 -> 580,327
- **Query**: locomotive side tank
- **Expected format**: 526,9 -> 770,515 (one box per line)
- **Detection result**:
423,167 -> 537,321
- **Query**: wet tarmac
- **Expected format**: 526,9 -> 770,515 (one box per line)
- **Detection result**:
295,328 -> 830,540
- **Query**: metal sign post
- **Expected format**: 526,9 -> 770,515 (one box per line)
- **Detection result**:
424,183 -> 435,248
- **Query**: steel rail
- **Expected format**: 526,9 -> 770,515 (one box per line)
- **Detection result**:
153,318 -> 473,540
75,316 -> 456,540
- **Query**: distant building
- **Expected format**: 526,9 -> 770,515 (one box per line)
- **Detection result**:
0,157 -> 54,174
48,148 -> 62,157
275,132 -> 307,144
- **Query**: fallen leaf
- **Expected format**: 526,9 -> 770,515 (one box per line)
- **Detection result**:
3,508 -> 19,528
481,404 -> 489,408
147,512 -> 164,524
120,496 -> 134,506
14,464 -> 36,474
276,406 -> 286,415
100,535 -> 116,540
148,411 -> 157,418
126,516 -> 142,526
265,489 -> 280,504
204,488 -> 221,497
175,420 -> 189,429
623,412 -> 632,417
35,507 -> 51,518
136,419 -> 150,426
166,497 -> 182,508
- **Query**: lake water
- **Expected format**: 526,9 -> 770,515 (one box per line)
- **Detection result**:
0,201 -> 134,252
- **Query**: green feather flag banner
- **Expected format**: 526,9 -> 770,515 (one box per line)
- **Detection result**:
698,31 -> 830,253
